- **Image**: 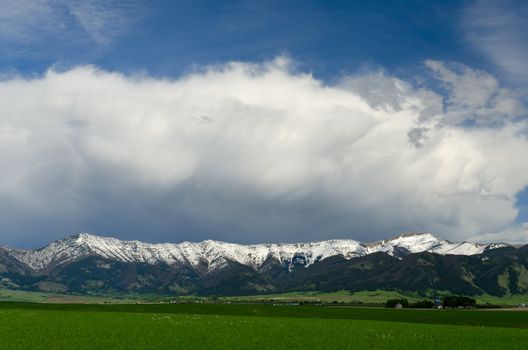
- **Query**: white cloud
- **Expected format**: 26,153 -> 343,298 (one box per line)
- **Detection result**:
0,58 -> 527,246
0,0 -> 135,47
468,223 -> 528,244
425,60 -> 525,126
65,1 -> 133,45
0,0 -> 60,42
462,0 -> 528,85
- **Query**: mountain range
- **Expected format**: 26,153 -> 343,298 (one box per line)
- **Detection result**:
0,232 -> 526,297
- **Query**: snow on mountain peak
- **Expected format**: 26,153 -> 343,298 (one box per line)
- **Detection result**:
7,232 -> 506,273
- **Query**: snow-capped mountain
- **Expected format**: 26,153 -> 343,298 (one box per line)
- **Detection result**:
0,232 -> 524,297
7,232 -> 505,273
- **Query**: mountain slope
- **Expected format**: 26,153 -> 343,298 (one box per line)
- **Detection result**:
7,232 -> 503,273
0,232 -> 523,297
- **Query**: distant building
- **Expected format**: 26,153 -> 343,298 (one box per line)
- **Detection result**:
395,303 -> 403,309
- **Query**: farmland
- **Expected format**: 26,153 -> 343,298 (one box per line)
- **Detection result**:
221,289 -> 528,306
0,302 -> 527,349
3,287 -> 527,307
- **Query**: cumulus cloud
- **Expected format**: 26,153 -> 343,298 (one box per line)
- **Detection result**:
468,223 -> 528,245
425,60 -> 525,126
0,58 -> 527,247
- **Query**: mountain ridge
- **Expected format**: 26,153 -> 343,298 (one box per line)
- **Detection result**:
2,232 -> 525,297
5,232 -> 507,273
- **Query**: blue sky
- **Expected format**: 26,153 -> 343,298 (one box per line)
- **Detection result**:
0,0 -> 527,247
0,1 -> 497,78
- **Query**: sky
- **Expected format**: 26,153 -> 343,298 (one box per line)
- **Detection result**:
0,0 -> 527,248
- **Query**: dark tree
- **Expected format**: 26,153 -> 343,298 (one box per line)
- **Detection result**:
443,295 -> 476,308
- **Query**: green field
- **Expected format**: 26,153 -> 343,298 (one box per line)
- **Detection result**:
221,289 -> 528,306
0,288 -> 130,303
220,290 -> 424,304
0,288 -> 164,304
0,302 -> 527,349
4,287 -> 527,307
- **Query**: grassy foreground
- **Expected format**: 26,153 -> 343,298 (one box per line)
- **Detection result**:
0,302 -> 527,349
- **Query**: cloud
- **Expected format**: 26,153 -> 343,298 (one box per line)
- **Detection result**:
0,0 -> 136,47
0,0 -> 60,42
468,223 -> 528,244
0,58 -> 527,247
425,60 -> 525,126
462,0 -> 528,85
64,1 -> 134,46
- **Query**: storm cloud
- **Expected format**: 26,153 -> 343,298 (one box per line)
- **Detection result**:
1,58 -> 527,247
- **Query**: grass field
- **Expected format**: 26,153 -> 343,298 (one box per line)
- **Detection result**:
221,289 -> 528,306
220,290 -> 424,304
0,288 -> 129,303
0,302 -> 527,349
4,287 -> 527,307
0,288 -> 164,304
